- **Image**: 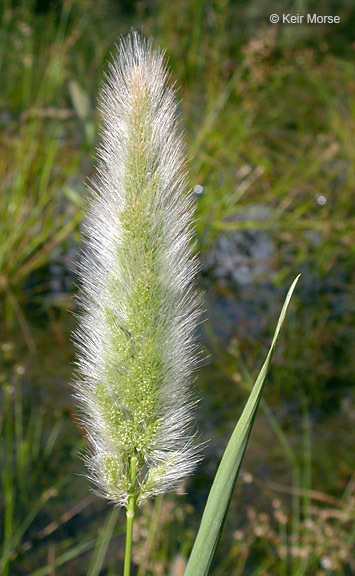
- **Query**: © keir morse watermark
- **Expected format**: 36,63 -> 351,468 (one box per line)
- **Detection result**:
270,13 -> 341,24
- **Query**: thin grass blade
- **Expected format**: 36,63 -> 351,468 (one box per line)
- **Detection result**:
87,507 -> 120,576
28,539 -> 95,576
184,275 -> 300,576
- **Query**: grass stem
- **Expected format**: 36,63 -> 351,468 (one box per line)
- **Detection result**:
123,456 -> 137,576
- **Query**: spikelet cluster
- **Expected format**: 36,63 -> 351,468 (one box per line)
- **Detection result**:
73,32 -> 200,507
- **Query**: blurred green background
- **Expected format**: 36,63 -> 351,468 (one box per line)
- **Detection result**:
0,0 -> 354,574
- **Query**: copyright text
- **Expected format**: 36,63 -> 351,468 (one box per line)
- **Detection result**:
270,14 -> 341,24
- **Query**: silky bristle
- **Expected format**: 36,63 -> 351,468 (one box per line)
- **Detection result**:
73,31 -> 201,506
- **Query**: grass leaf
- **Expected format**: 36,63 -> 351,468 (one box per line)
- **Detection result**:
87,507 -> 120,576
185,275 -> 300,576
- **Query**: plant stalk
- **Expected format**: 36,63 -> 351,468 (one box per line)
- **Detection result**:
123,456 -> 137,576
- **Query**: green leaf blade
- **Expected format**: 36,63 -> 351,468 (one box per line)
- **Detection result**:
185,275 -> 300,576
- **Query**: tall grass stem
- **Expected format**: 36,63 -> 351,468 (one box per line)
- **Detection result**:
123,456 -> 137,576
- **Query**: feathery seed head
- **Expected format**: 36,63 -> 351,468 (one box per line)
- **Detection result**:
73,31 -> 201,507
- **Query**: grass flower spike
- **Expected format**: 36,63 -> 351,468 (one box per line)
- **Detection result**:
73,31 -> 200,515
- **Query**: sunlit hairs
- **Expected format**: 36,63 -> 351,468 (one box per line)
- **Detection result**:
73,31 -> 201,508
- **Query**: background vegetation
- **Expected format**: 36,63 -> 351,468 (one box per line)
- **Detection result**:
0,0 -> 354,574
